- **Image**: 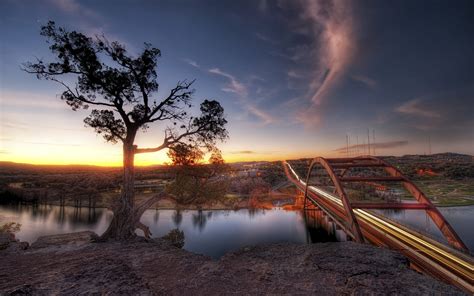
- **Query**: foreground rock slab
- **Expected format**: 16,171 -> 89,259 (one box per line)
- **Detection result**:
0,232 -> 463,295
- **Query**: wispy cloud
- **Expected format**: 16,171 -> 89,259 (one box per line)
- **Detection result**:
352,75 -> 376,89
396,99 -> 441,118
302,0 -> 355,105
1,138 -> 82,147
283,0 -> 355,128
246,105 -> 275,125
249,75 -> 265,83
255,32 -> 277,44
48,0 -> 100,21
229,150 -> 276,155
209,68 -> 248,97
49,0 -> 83,13
230,150 -> 255,154
295,105 -> 321,128
1,117 -> 85,132
1,122 -> 28,130
47,0 -> 135,52
209,68 -> 276,124
269,50 -> 294,61
24,141 -> 81,147
288,70 -> 304,79
183,58 -> 200,68
1,91 -> 64,110
334,140 -> 409,153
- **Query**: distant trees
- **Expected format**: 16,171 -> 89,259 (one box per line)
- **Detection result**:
167,144 -> 229,205
260,162 -> 286,186
24,21 -> 228,240
229,178 -> 269,196
443,164 -> 474,179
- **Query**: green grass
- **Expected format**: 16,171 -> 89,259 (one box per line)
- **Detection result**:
435,198 -> 474,207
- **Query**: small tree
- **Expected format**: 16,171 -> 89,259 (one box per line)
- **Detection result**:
167,143 -> 204,166
24,22 -> 228,240
167,145 -> 229,205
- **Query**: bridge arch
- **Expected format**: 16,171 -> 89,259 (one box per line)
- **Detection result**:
304,157 -> 364,243
303,156 -> 468,252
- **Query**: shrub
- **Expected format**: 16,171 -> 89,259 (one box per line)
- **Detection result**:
162,228 -> 185,248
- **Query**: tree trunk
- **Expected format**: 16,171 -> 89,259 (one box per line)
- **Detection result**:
99,128 -> 168,241
100,134 -> 139,240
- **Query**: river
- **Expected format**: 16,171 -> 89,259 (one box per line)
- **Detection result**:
1,203 -> 472,257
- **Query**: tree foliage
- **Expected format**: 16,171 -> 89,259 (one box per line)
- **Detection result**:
167,143 -> 204,166
24,21 -> 228,149
167,146 -> 229,205
0,222 -> 21,234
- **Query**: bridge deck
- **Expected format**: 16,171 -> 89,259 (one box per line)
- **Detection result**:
283,161 -> 474,293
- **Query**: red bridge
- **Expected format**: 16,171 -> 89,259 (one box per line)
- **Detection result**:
283,157 -> 473,293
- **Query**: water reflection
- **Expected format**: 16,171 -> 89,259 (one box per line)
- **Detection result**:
140,208 -> 338,258
153,210 -> 159,224
172,210 -> 182,227
1,204 -> 337,258
0,204 -> 112,243
376,206 -> 474,254
304,209 -> 343,243
192,210 -> 211,232
1,203 -> 471,258
248,208 -> 266,218
2,203 -> 102,226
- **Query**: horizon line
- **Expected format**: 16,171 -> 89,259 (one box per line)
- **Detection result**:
1,151 -> 472,168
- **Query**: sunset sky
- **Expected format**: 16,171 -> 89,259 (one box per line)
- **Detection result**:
1,0 -> 473,166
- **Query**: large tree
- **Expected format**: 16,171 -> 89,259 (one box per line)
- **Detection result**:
24,22 -> 228,240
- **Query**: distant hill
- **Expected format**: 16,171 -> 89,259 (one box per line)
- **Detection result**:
1,153 -> 472,174
0,161 -> 169,174
286,152 -> 473,163
384,153 -> 473,164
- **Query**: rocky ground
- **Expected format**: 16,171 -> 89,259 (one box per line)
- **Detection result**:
0,231 -> 464,295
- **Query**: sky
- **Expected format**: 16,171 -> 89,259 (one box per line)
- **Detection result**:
1,0 -> 473,166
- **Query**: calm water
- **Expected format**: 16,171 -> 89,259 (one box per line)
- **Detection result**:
376,206 -> 474,253
1,204 -> 472,257
0,204 -> 335,258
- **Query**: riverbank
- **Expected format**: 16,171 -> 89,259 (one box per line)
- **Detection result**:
0,189 -> 299,211
4,182 -> 473,209
0,231 -> 464,295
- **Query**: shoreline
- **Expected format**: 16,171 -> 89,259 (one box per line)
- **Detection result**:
2,199 -> 473,210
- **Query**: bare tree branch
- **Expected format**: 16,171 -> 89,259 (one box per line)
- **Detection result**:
134,126 -> 204,154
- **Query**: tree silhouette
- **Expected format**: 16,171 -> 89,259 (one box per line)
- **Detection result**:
24,21 -> 228,240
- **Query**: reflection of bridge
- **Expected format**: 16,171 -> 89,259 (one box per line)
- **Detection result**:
283,157 -> 473,293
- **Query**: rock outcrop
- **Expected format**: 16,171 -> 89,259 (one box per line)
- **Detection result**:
0,232 -> 464,295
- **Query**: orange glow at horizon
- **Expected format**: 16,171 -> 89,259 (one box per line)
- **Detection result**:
0,135 -> 332,167
1,90 -> 330,167
0,150 -> 328,167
